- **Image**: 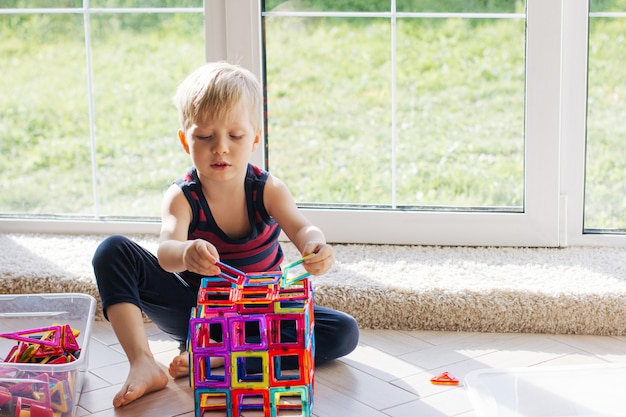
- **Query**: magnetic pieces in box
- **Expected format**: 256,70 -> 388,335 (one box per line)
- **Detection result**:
0,293 -> 96,417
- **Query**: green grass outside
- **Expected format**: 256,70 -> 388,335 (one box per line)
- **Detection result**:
0,3 -> 624,229
0,12 -> 205,216
265,16 -> 526,208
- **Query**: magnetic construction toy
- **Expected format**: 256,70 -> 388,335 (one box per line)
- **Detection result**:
188,256 -> 315,417
0,324 -> 81,417
430,371 -> 460,386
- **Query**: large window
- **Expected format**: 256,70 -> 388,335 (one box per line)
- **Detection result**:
260,0 -> 561,246
1,0 -> 625,247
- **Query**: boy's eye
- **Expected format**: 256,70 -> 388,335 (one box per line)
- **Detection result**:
230,134 -> 244,139
197,136 -> 212,140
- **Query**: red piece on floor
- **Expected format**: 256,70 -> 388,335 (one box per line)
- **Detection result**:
430,371 -> 460,385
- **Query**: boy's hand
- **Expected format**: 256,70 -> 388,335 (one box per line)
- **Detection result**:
302,242 -> 334,276
182,239 -> 220,276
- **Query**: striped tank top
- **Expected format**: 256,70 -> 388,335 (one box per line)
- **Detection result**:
175,163 -> 284,289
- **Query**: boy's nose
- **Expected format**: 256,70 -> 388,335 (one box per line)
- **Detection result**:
211,136 -> 228,154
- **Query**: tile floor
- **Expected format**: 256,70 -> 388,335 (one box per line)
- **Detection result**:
76,320 -> 626,417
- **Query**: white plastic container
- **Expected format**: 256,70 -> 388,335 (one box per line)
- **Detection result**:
465,363 -> 626,417
0,293 -> 96,417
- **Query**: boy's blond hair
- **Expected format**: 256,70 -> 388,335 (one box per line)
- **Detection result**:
174,62 -> 262,132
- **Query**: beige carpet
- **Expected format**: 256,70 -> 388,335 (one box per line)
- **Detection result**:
1,233 -> 625,335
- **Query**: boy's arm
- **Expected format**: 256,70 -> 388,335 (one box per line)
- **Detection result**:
157,184 -> 220,276
264,175 -> 334,275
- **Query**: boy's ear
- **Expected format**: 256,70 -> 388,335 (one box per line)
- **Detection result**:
251,129 -> 261,151
178,130 -> 190,154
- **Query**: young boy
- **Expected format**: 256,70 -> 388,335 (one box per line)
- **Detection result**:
92,62 -> 359,407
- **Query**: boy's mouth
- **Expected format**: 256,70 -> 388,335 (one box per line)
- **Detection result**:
211,161 -> 230,169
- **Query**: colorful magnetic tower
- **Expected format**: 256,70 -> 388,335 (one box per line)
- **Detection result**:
188,257 -> 315,417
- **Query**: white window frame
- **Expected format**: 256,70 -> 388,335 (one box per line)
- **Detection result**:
1,0 -> 625,248
560,0 -> 626,247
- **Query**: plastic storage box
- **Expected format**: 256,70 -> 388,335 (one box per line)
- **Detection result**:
0,293 -> 96,417
465,363 -> 626,417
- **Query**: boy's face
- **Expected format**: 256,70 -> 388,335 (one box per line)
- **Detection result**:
178,100 -> 260,184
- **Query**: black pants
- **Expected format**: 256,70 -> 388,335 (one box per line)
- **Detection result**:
92,235 -> 359,367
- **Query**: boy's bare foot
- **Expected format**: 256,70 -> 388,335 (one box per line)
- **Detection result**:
168,351 -> 225,379
113,355 -> 169,408
169,352 -> 190,378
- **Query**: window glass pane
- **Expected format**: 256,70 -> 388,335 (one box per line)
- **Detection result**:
0,13 -> 92,215
0,6 -> 204,218
590,0 -> 626,12
91,12 -> 204,217
264,0 -> 390,13
397,0 -> 524,13
263,1 -> 526,209
90,0 -> 202,7
264,13 -> 392,205
585,2 -> 626,231
1,1 -> 82,7
396,16 -> 525,208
